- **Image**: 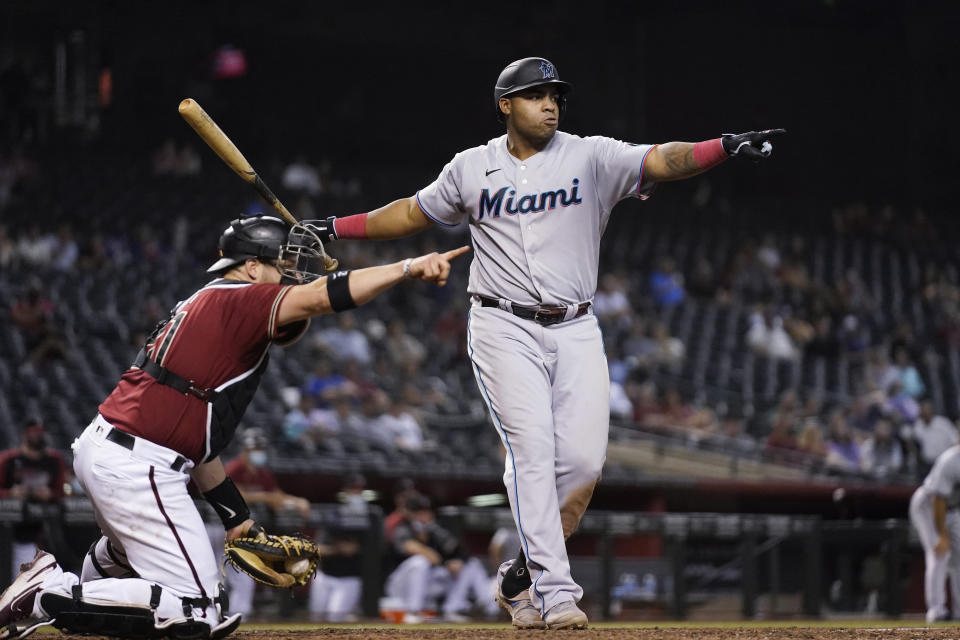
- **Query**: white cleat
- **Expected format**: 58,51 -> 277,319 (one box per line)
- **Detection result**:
543,600 -> 588,630
0,550 -> 58,639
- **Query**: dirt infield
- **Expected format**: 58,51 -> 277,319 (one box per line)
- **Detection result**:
225,628 -> 957,640
222,628 -> 958,640
52,623 -> 960,640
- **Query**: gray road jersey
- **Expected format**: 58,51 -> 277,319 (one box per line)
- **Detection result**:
924,445 -> 960,499
417,131 -> 656,306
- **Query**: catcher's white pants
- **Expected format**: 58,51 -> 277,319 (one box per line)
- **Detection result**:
909,486 -> 960,622
206,524 -> 257,617
31,417 -> 225,628
467,307 -> 609,613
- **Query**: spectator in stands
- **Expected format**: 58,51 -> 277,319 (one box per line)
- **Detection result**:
313,313 -> 372,365
713,412 -> 757,455
746,305 -> 798,361
860,418 -> 904,478
685,256 -> 717,299
647,387 -> 715,436
302,360 -> 348,407
649,256 -> 685,308
152,139 -> 178,175
797,419 -> 828,467
50,224 -> 78,271
77,232 -> 109,272
10,282 -> 66,366
281,155 -> 323,196
0,223 -> 16,268
893,346 -> 926,398
16,225 -> 54,267
622,318 -> 657,366
865,348 -> 900,393
825,411 -> 862,474
756,234 -> 781,272
0,419 -> 66,582
837,314 -> 870,355
281,394 -> 345,455
609,378 -> 633,422
904,400 -> 959,476
805,315 -> 840,359
175,144 -> 202,176
219,428 -> 311,619
593,273 -> 631,326
778,238 -> 811,292
884,380 -> 920,424
649,322 -> 685,371
627,378 -> 660,426
383,494 -> 494,623
373,399 -> 425,453
765,411 -> 800,463
384,318 -> 426,372
309,474 -> 368,622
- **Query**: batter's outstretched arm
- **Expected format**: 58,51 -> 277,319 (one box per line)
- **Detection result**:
305,196 -> 434,243
277,245 -> 470,325
644,129 -> 786,182
643,142 -> 704,182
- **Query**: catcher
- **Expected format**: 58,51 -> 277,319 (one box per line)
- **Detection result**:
0,215 -> 468,640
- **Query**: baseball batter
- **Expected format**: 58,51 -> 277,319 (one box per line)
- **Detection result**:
0,215 -> 467,640
909,444 -> 960,623
308,56 -> 783,628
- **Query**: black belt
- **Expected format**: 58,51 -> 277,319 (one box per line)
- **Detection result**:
132,350 -> 218,402
106,427 -> 187,472
478,295 -> 591,326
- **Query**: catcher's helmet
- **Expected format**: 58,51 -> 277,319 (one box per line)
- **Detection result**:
494,57 -> 572,122
207,215 -> 289,273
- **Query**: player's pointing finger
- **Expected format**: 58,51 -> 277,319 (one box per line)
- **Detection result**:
442,246 -> 471,261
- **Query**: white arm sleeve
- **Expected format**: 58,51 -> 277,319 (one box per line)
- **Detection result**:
590,136 -> 657,210
415,152 -> 467,227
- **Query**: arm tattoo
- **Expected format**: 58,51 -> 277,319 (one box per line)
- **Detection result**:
658,142 -> 701,179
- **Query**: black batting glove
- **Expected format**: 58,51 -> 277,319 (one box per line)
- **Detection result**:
721,129 -> 786,159
303,216 -> 338,243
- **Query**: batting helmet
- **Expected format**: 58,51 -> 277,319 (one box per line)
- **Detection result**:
207,215 -> 289,273
494,57 -> 572,122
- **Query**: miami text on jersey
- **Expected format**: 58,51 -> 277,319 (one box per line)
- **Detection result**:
478,179 -> 582,220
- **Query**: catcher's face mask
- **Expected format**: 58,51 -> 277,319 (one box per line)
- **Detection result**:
279,223 -> 333,284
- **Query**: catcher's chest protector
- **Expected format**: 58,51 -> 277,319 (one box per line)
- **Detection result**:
207,354 -> 270,461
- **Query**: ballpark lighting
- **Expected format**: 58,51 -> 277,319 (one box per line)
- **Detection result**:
467,494 -> 507,507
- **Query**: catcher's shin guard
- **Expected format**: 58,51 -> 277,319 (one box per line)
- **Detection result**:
41,589 -> 163,639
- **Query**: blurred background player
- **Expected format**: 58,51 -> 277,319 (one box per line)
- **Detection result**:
383,493 -> 495,623
308,473 -> 368,622
909,444 -> 960,622
0,420 -> 66,583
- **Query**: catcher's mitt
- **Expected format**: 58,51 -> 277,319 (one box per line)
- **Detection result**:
224,525 -> 320,588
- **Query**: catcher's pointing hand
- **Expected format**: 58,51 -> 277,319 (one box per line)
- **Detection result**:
407,245 -> 471,287
722,129 -> 786,159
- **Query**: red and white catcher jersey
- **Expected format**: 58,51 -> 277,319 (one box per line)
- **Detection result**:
99,279 -> 294,463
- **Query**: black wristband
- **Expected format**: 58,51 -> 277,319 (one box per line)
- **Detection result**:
203,477 -> 250,529
327,270 -> 357,312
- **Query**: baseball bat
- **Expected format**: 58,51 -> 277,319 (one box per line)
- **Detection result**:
177,98 -> 338,270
